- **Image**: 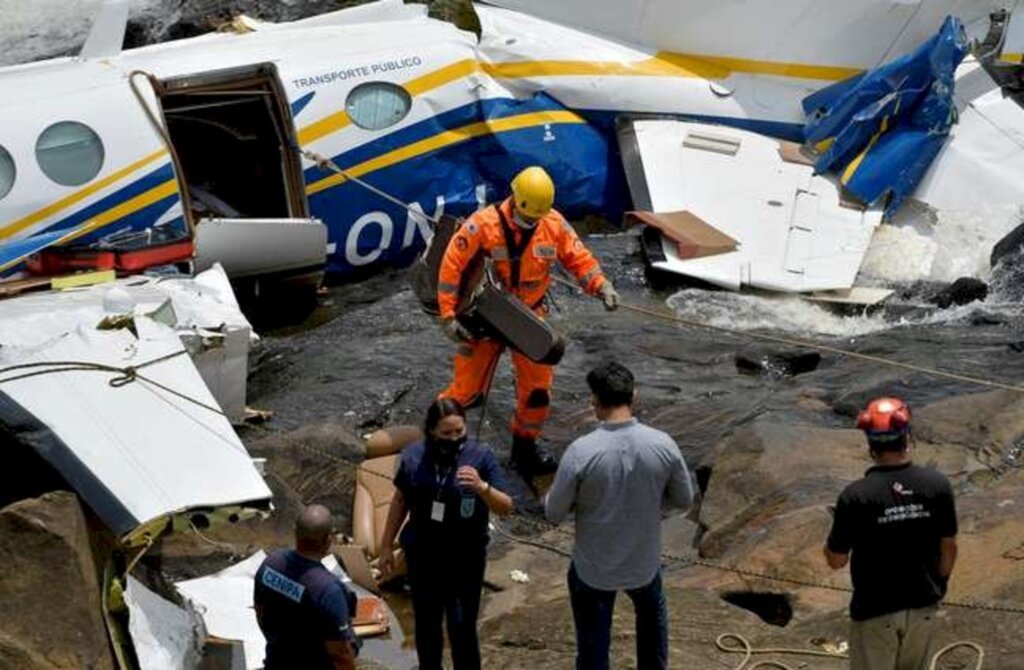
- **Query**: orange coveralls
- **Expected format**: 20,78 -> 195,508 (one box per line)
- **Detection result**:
437,198 -> 608,440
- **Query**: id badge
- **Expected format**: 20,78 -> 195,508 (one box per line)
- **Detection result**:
431,501 -> 445,522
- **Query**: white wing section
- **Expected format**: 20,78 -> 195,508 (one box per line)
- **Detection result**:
912,60 -> 1024,213
479,0 -> 1008,68
626,120 -> 882,292
0,281 -> 271,537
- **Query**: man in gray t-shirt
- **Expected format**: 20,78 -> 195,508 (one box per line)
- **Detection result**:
545,361 -> 694,670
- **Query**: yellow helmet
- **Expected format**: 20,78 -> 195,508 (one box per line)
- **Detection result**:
510,166 -> 555,219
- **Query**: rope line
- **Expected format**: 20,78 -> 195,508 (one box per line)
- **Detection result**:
715,633 -> 847,670
290,440 -> 1024,616
550,275 -> 1024,394
299,138 -> 1024,395
0,352 -> 228,416
930,641 -> 984,670
296,148 -> 440,226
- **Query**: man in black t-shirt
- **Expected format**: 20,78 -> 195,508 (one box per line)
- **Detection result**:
824,397 -> 958,670
254,504 -> 358,670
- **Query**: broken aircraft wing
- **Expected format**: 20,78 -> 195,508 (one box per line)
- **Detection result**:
0,303 -> 271,542
620,118 -> 882,293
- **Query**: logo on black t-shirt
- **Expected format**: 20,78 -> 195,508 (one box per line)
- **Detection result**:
892,481 -> 914,496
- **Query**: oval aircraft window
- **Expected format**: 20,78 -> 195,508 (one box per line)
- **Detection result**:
346,82 -> 412,131
35,121 -> 105,187
0,145 -> 14,200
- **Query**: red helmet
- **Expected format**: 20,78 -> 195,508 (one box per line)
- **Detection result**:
857,397 -> 911,438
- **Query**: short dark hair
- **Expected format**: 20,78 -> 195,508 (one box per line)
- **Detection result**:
425,397 -> 466,434
586,361 -> 634,408
868,433 -> 908,454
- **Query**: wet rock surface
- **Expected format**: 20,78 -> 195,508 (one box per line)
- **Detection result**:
6,1 -> 1024,664
991,219 -> 1024,269
930,277 -> 989,309
0,492 -> 114,670
734,349 -> 822,378
227,234 -> 1024,666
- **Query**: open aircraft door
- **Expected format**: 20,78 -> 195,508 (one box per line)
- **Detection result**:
153,63 -> 327,288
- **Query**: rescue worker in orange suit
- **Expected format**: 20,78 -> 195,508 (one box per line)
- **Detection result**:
436,166 -> 620,480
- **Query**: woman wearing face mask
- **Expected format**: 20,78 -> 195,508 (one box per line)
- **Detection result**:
379,398 -> 513,670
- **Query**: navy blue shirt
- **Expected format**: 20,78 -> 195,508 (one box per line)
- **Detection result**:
253,549 -> 356,669
394,439 -> 508,551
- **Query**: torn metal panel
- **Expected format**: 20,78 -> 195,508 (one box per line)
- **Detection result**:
0,319 -> 271,539
177,552 -> 399,670
0,267 -> 270,540
911,59 -> 1024,212
803,17 -> 969,215
622,118 -> 882,293
126,576 -> 206,670
0,265 -> 254,423
176,552 -> 267,670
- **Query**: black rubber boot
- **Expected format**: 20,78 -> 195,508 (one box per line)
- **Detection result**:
510,435 -> 558,479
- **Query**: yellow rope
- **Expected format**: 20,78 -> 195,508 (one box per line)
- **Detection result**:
715,633 -> 847,669
930,641 -> 984,669
717,633 -> 985,669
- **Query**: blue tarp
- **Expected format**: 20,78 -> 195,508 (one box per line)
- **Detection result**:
802,16 -> 968,216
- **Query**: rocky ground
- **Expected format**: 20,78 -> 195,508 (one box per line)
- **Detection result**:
172,233 -> 1024,668
5,0 -> 1024,666
6,231 -> 1024,667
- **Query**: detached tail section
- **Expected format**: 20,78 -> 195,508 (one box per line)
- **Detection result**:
802,16 -> 969,216
80,0 -> 130,60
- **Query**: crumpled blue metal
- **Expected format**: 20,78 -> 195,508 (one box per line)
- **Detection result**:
802,16 -> 968,216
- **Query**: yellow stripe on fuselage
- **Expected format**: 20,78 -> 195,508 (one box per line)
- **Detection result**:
0,148 -> 168,241
61,179 -> 180,245
297,53 -> 861,149
0,178 -> 179,272
305,110 -> 584,196
297,58 -> 480,146
1001,53 -> 1023,64
8,50 -> 861,247
481,53 -> 860,82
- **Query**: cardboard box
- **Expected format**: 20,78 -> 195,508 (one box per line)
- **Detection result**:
626,211 -> 738,259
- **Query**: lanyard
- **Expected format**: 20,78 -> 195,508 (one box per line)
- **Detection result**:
433,462 -> 456,501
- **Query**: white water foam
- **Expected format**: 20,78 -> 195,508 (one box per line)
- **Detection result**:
0,0 -> 165,66
664,286 -> 1024,338
860,204 -> 1024,284
675,204 -> 1024,337
666,290 -> 895,338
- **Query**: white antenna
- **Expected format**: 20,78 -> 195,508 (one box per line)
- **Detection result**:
80,0 -> 131,59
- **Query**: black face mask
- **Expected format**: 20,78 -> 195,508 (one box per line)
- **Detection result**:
428,434 -> 466,462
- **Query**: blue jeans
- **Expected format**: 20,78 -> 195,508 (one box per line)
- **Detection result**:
567,563 -> 668,670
